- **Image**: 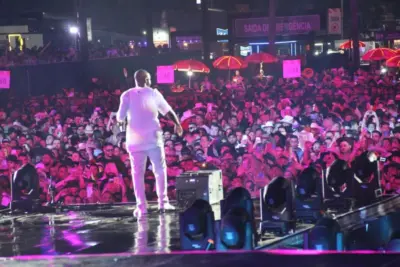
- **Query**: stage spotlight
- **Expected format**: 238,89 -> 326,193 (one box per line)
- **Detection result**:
179,199 -> 215,250
260,177 -> 295,235
11,163 -> 40,212
384,230 -> 400,252
216,187 -> 256,250
323,159 -> 353,212
386,239 -> 400,252
352,152 -> 382,207
220,187 -> 253,218
69,26 -> 79,35
216,206 -> 254,250
295,167 -> 323,223
308,217 -> 342,251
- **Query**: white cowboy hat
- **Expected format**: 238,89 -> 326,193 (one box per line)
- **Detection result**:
84,125 -> 94,135
280,115 -> 294,125
180,110 -> 195,122
262,121 -> 274,128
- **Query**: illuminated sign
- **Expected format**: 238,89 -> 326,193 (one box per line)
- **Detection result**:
157,66 -> 175,84
0,71 -> 10,89
240,46 -> 252,57
216,28 -> 228,36
235,15 -> 320,37
283,60 -> 301,78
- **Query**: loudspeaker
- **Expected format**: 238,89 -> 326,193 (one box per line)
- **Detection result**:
176,170 -> 223,212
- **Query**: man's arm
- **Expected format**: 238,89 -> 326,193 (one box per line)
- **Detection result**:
154,89 -> 183,136
165,110 -> 180,126
116,92 -> 129,123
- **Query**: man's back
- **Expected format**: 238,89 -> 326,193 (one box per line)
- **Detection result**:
117,87 -> 171,152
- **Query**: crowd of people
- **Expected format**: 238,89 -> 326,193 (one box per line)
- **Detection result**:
0,42 -> 172,67
0,65 -> 399,207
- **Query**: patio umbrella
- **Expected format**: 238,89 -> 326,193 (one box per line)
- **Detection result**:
213,56 -> 247,80
245,52 -> 278,72
173,59 -> 210,73
173,59 -> 210,88
362,48 -> 396,61
339,40 -> 366,49
395,49 -> 400,55
213,56 -> 247,70
386,56 -> 400,68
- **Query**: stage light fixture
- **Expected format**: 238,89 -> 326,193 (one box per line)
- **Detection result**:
352,152 -> 382,207
220,187 -> 253,218
295,167 -> 324,223
216,187 -> 256,250
260,177 -> 296,235
387,239 -> 400,251
69,26 -> 79,35
179,199 -> 215,250
386,234 -> 400,252
323,159 -> 353,212
217,207 -> 253,250
11,163 -> 41,212
307,217 -> 343,251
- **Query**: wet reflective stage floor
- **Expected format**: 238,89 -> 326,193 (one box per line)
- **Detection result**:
0,202 -> 313,259
0,205 -> 181,257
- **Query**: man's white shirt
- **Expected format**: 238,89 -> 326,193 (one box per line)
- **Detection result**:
116,87 -> 172,152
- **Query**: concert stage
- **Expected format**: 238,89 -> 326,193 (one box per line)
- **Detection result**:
1,196 -> 400,266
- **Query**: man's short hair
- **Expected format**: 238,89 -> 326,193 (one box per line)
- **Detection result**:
134,69 -> 149,81
210,123 -> 219,129
103,142 -> 113,148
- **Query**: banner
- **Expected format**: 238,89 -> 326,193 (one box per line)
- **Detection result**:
283,60 -> 301,78
328,8 -> 342,35
234,15 -> 320,38
375,32 -> 400,41
157,66 -> 174,84
0,71 -> 10,89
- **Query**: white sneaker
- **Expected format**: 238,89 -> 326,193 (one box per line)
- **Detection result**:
158,203 -> 176,213
133,207 -> 148,218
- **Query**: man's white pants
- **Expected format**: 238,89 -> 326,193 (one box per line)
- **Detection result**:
129,146 -> 169,209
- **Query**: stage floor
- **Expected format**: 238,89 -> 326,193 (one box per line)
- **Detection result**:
1,197 -> 400,266
0,205 -> 183,256
0,203 -> 311,257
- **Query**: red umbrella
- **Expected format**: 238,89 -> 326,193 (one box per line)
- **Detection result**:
173,59 -> 210,73
213,56 -> 247,70
245,52 -> 278,64
362,48 -> 396,61
386,56 -> 400,68
339,40 -> 366,49
173,59 -> 209,88
395,49 -> 400,55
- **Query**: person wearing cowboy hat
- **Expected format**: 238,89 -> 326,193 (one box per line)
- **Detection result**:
280,115 -> 294,126
261,121 -> 274,135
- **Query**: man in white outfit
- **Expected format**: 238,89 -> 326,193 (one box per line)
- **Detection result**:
116,69 -> 183,217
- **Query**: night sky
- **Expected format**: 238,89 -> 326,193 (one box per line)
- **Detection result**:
0,0 -> 398,35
